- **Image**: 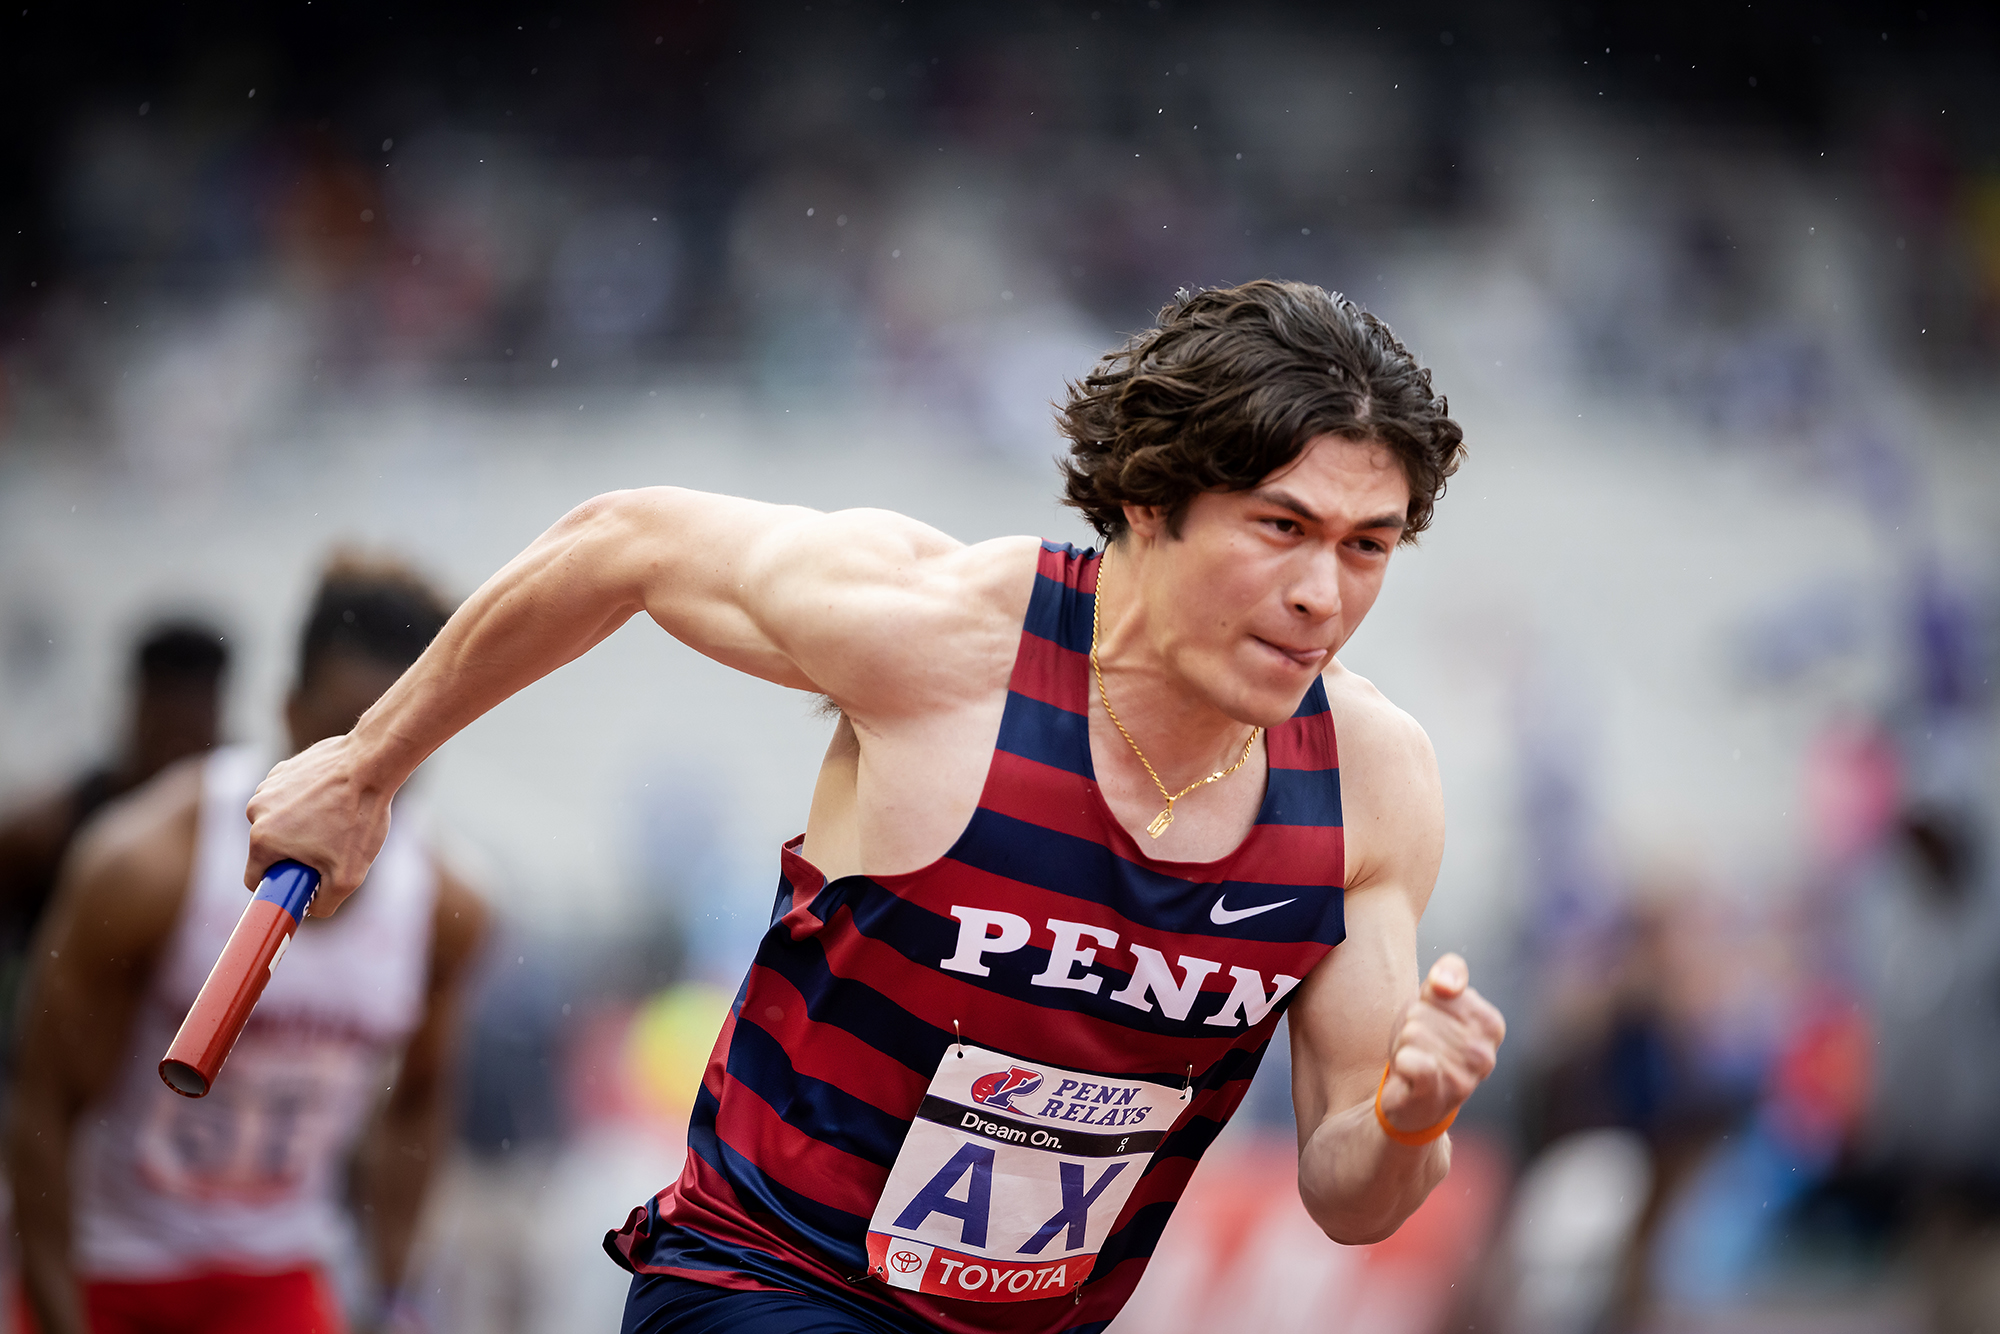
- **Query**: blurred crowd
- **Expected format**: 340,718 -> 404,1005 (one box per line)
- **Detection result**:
4,5 -> 1998,460
3,3 -> 1999,1333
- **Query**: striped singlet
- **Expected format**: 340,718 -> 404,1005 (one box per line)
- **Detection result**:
607,542 -> 1347,1334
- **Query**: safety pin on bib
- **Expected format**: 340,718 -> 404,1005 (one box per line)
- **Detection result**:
951,1018 -> 966,1061
1180,1064 -> 1194,1104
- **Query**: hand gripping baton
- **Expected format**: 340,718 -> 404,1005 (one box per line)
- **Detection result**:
159,860 -> 320,1098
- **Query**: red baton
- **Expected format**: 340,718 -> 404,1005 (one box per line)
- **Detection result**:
159,860 -> 320,1098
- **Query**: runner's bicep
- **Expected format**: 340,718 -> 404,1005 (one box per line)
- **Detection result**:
602,493 -> 939,693
557,487 -> 819,688
688,506 -> 972,702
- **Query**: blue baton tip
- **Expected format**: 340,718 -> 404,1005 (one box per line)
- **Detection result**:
251,860 -> 321,923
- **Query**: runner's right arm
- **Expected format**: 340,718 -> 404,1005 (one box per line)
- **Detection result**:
247,488 -> 1011,913
6,771 -> 195,1334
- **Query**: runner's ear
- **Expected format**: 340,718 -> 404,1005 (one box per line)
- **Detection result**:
1120,505 -> 1169,542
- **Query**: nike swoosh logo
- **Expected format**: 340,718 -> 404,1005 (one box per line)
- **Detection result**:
1210,897 -> 1296,925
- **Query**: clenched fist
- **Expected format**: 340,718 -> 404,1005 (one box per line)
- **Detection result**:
244,734 -> 395,917
1377,952 -> 1506,1137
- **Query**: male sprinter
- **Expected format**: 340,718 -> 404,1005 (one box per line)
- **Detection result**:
242,281 -> 1506,1333
0,620 -> 229,1060
9,557 -> 487,1334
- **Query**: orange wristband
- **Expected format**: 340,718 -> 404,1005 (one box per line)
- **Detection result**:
1373,1059 -> 1457,1147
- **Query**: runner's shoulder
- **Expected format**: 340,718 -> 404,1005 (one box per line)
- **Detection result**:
792,508 -> 1038,584
770,511 -> 1041,625
1316,660 -> 1437,786
937,532 -> 1046,616
0,782 -> 77,878
750,516 -> 1040,712
1318,663 -> 1442,900
58,758 -> 201,925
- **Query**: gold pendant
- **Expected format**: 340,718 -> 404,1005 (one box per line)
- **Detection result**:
1146,806 -> 1174,839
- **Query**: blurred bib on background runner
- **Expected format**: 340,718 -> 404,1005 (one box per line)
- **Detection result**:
136,1031 -> 374,1204
71,747 -> 437,1280
865,1043 -> 1187,1303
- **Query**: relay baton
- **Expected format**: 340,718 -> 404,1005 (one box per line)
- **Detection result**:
159,859 -> 320,1098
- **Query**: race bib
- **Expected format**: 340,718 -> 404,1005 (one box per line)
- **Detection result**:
865,1043 -> 1187,1303
136,1032 -> 374,1204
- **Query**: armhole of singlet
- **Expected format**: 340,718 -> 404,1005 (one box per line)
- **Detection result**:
1306,674 -> 1347,897
1315,676 -> 1345,894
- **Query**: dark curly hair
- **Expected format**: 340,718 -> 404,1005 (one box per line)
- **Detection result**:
1057,280 -> 1465,543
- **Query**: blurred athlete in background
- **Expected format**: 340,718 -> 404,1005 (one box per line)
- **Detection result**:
0,621 -> 229,1061
243,281 -> 1507,1334
9,556 -> 488,1334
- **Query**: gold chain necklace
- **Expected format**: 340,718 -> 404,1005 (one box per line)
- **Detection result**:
1090,550 -> 1262,839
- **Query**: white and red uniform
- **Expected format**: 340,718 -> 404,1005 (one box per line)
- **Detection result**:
68,746 -> 436,1308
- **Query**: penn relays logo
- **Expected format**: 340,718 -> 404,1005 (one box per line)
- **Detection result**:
969,1065 -> 1044,1111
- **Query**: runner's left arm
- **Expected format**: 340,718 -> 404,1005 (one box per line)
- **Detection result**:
1285,691 -> 1504,1244
353,863 -> 488,1309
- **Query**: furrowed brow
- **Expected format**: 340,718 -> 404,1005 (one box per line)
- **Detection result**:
1253,488 -> 1407,536
1254,487 -> 1322,524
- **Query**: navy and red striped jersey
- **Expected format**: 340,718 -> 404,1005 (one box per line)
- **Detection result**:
607,542 -> 1347,1333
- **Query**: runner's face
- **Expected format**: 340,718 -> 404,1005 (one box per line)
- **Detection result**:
1137,434 -> 1409,727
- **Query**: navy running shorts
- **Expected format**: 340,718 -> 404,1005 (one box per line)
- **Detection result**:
622,1272 -> 936,1334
